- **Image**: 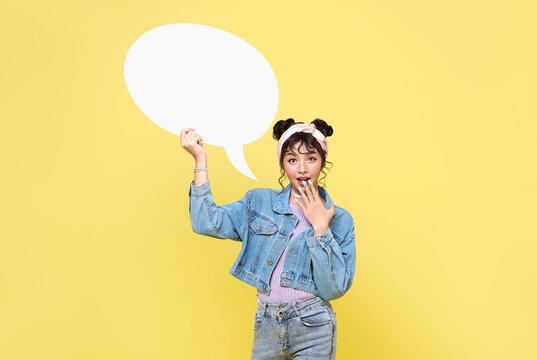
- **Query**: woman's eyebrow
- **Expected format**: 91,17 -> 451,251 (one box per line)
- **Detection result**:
285,150 -> 318,156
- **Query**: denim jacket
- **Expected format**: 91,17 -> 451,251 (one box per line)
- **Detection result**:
188,181 -> 356,301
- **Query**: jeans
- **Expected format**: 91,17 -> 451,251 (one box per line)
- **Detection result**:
251,296 -> 337,360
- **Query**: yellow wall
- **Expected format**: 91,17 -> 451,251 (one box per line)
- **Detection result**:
1,0 -> 536,359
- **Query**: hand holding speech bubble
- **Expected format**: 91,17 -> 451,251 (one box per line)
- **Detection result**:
124,23 -> 279,179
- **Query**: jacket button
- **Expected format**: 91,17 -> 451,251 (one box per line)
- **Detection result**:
267,260 -> 273,266
281,236 -> 286,242
290,218 -> 295,223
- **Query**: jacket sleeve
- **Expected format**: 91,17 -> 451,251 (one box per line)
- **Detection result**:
188,181 -> 249,241
304,212 -> 356,300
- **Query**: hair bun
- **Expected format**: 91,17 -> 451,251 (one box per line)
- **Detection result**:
311,118 -> 334,137
273,118 -> 298,140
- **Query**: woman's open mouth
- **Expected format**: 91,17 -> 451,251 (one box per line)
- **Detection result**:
297,177 -> 310,185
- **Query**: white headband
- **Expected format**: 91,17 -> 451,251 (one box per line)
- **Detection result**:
277,123 -> 328,159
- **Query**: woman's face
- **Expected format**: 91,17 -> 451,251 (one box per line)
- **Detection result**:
282,141 -> 323,193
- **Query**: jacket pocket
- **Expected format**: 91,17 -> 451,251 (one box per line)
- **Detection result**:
299,306 -> 332,327
249,216 -> 278,235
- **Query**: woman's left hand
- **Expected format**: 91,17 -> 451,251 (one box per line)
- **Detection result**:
294,181 -> 336,236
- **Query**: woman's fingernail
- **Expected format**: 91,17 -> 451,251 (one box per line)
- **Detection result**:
308,180 -> 312,185
299,187 -> 303,191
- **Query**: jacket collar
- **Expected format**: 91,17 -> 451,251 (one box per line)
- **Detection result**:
273,183 -> 333,214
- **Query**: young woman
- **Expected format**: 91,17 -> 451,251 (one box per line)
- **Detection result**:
180,118 -> 356,360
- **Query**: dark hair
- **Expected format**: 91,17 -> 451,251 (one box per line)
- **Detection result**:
272,118 -> 334,190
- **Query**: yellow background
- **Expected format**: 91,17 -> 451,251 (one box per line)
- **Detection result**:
1,0 -> 536,359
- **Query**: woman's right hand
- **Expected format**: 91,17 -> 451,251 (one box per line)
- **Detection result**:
180,128 -> 206,161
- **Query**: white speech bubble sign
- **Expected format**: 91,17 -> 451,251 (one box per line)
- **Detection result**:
124,23 -> 279,179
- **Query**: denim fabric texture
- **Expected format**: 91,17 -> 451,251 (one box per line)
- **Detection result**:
251,296 -> 337,360
188,181 -> 356,301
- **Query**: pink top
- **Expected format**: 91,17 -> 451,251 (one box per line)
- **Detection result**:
257,197 -> 316,302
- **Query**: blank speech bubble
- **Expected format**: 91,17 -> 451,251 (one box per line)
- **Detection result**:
124,23 -> 279,179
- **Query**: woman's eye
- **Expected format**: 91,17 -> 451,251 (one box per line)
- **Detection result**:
288,159 -> 296,163
308,157 -> 316,161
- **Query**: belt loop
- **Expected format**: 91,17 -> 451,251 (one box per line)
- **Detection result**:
257,299 -> 266,316
292,303 -> 301,317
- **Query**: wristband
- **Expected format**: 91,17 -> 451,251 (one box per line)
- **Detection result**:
193,168 -> 208,172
